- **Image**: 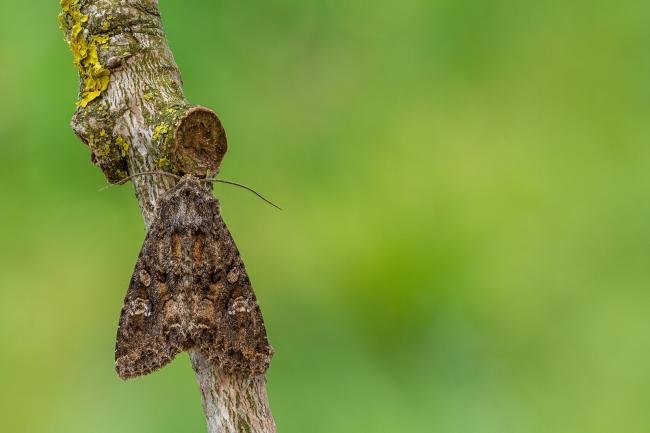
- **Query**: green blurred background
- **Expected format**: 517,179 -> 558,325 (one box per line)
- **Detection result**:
1,1 -> 650,432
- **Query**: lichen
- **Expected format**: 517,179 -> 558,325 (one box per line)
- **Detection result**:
101,15 -> 112,31
116,136 -> 130,157
59,0 -> 110,107
152,123 -> 170,141
89,129 -> 112,158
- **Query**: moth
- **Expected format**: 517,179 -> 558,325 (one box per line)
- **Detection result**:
115,175 -> 272,379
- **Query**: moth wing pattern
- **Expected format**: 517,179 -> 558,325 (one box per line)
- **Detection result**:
193,212 -> 273,374
115,222 -> 182,379
115,175 -> 272,380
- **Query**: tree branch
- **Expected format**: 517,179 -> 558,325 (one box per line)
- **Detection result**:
59,1 -> 276,432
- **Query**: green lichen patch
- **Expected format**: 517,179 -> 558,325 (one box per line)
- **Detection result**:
72,105 -> 128,183
89,129 -> 111,158
152,123 -> 170,141
156,157 -> 170,169
101,15 -> 112,31
116,136 -> 130,157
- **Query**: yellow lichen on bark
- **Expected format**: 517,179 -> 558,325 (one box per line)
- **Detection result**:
153,123 -> 170,141
116,136 -> 130,157
59,0 -> 110,107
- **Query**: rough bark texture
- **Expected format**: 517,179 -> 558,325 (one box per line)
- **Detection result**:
59,1 -> 276,432
191,351 -> 276,433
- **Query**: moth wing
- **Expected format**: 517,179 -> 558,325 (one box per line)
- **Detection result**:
192,213 -> 273,375
115,225 -> 181,379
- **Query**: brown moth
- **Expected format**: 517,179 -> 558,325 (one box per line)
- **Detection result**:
115,175 -> 272,379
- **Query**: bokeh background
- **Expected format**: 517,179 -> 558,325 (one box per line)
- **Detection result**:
1,1 -> 650,432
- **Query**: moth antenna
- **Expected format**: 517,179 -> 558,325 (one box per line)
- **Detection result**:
99,171 -> 181,191
204,178 -> 282,210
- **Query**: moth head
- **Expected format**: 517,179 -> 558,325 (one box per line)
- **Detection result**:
172,175 -> 210,199
102,171 -> 280,210
159,176 -> 216,232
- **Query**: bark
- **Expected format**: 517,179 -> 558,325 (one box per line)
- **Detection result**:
58,1 -> 276,432
191,351 -> 276,433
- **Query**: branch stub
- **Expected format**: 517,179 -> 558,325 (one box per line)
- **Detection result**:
173,106 -> 228,176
